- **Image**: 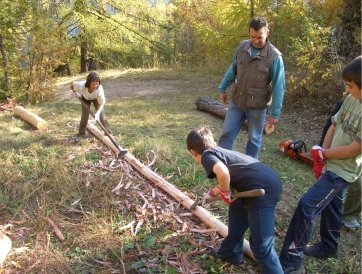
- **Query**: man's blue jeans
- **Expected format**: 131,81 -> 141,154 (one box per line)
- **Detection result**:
279,171 -> 349,268
218,199 -> 283,274
219,101 -> 267,159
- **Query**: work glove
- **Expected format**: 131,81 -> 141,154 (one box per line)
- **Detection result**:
311,146 -> 326,179
201,188 -> 218,206
94,112 -> 100,122
75,92 -> 82,98
313,161 -> 325,179
220,189 -> 232,204
311,145 -> 326,162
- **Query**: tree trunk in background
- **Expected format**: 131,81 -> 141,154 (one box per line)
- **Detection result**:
0,35 -> 9,91
250,0 -> 254,19
337,0 -> 361,61
80,41 -> 89,72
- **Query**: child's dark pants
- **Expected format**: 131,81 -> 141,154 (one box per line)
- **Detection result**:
79,98 -> 111,134
219,198 -> 283,274
279,170 -> 349,269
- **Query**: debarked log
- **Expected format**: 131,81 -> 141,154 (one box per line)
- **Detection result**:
86,122 -> 255,260
13,106 -> 48,131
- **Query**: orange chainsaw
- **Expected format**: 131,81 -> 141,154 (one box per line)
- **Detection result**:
279,140 -> 314,166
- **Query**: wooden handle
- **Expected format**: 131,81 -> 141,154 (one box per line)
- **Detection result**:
231,189 -> 265,199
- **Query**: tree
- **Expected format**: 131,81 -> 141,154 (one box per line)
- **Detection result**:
335,0 -> 361,61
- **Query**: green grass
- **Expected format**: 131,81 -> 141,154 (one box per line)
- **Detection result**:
0,68 -> 360,273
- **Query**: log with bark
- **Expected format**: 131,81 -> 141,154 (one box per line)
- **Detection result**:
195,97 -> 274,134
86,122 -> 255,260
195,97 -> 227,119
13,106 -> 48,131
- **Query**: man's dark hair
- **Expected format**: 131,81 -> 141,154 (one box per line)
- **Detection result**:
249,17 -> 269,31
187,127 -> 216,155
85,71 -> 101,88
342,56 -> 361,88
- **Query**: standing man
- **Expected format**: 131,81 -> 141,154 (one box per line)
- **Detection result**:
218,17 -> 285,159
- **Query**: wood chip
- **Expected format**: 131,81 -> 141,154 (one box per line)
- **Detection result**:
133,219 -> 144,235
45,218 -> 65,241
119,221 -> 135,231
111,178 -> 124,194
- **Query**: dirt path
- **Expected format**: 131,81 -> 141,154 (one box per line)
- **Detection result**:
54,69 -> 329,144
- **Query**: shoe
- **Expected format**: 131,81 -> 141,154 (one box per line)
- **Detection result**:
282,262 -> 304,274
303,243 -> 338,259
74,133 -> 91,143
343,217 -> 361,230
209,248 -> 243,266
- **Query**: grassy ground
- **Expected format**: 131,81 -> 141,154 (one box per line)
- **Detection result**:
0,68 -> 360,273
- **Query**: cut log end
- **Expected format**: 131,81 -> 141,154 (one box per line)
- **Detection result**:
13,106 -> 48,131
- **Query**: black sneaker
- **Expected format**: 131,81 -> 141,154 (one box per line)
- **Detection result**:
282,262 -> 304,274
74,133 -> 91,143
303,243 -> 338,259
209,248 -> 243,266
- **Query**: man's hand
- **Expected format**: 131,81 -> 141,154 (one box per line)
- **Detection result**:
267,117 -> 278,126
94,112 -> 100,122
311,145 -> 326,162
219,92 -> 228,103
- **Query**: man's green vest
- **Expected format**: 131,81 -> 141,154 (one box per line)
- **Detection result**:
230,39 -> 281,109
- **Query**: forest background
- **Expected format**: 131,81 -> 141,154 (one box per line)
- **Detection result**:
0,0 -> 360,103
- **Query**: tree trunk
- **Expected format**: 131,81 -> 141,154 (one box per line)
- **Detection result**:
250,0 -> 255,19
0,35 -> 9,91
80,41 -> 89,72
195,97 -> 227,119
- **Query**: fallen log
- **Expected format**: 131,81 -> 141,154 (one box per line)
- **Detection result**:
13,106 -> 48,131
195,97 -> 274,134
86,122 -> 118,152
86,122 -> 255,261
195,97 -> 227,119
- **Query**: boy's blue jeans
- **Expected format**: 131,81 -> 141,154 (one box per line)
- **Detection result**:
218,198 -> 283,274
279,171 -> 349,268
219,101 -> 267,159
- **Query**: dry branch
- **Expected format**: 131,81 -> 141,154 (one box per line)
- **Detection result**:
13,106 -> 48,131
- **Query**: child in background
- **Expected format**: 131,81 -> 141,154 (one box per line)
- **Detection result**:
70,71 -> 111,138
186,127 -> 283,274
279,56 -> 362,274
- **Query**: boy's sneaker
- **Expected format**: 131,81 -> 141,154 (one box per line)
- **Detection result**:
343,217 -> 360,231
303,243 -> 338,259
282,262 -> 304,274
209,248 -> 243,266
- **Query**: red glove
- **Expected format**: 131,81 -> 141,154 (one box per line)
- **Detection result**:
311,145 -> 326,162
313,161 -> 324,179
220,190 -> 232,204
